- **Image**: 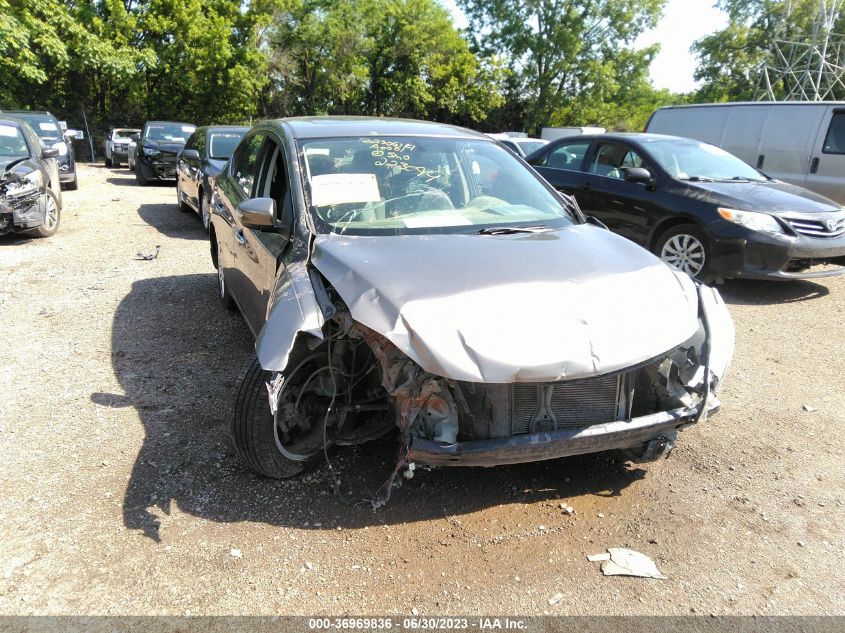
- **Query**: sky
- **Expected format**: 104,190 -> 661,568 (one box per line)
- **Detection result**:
441,0 -> 729,94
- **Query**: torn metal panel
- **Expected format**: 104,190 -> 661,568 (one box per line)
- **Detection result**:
256,259 -> 325,372
697,283 -> 735,385
312,226 -> 701,383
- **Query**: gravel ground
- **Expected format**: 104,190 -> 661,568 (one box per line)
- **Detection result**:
0,164 -> 843,616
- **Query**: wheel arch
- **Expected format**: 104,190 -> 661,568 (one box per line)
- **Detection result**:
648,216 -> 705,253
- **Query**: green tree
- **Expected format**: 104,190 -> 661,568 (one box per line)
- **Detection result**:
457,0 -> 665,133
262,0 -> 502,123
692,0 -> 844,102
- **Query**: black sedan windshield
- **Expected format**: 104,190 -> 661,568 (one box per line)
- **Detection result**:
145,123 -> 195,143
648,139 -> 767,182
299,136 -> 575,235
209,132 -> 244,159
0,123 -> 29,166
8,112 -> 60,142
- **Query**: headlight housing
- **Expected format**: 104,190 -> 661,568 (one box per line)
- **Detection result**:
143,146 -> 160,156
718,208 -> 784,234
4,170 -> 42,197
52,141 -> 68,157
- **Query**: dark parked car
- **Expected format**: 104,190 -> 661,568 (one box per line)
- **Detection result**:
104,128 -> 140,167
209,117 -> 733,483
1,117 -> 62,237
527,133 -> 845,282
133,120 -> 196,185
0,110 -> 81,190
176,125 -> 248,230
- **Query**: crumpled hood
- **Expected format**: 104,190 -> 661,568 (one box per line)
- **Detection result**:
144,139 -> 185,154
312,225 -> 701,383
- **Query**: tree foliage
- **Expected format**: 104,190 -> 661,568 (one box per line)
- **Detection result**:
457,0 -> 667,132
261,0 -> 503,124
692,0 -> 845,102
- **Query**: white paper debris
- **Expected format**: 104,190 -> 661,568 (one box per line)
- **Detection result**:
229,548 -> 242,558
548,592 -> 564,605
587,552 -> 611,562
595,548 -> 666,579
802,404 -> 817,412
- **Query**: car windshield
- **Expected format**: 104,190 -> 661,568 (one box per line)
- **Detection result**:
114,129 -> 139,141
0,123 -> 29,166
209,132 -> 245,160
145,123 -> 195,143
300,136 -> 575,235
648,139 -> 767,182
7,112 -> 60,141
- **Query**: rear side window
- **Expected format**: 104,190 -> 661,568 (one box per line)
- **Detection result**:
543,142 -> 589,169
822,112 -> 845,154
230,133 -> 265,196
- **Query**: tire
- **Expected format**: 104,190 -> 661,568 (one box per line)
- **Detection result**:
64,174 -> 78,191
33,190 -> 61,238
105,155 -> 113,167
200,190 -> 211,232
215,239 -> 236,310
654,223 -> 712,283
176,179 -> 192,212
135,160 -> 148,186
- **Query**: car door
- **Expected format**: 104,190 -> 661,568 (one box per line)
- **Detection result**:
530,140 -> 592,195
215,131 -> 267,324
804,107 -> 845,204
577,141 -> 660,244
178,131 -> 200,207
235,135 -> 294,333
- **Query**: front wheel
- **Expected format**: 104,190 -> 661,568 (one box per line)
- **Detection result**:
655,223 -> 712,283
33,190 -> 60,238
135,161 -> 148,186
232,353 -> 327,478
200,193 -> 211,232
176,179 -> 192,212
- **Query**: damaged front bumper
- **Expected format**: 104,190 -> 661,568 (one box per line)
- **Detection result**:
0,191 -> 47,234
408,398 -> 719,467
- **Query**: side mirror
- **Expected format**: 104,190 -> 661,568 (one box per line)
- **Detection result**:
182,149 -> 200,161
42,148 -> 59,159
71,130 -> 84,141
624,167 -> 653,184
238,197 -> 276,230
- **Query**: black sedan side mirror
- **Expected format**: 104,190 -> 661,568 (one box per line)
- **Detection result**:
42,148 -> 59,159
238,197 -> 276,230
182,149 -> 200,161
624,167 -> 653,184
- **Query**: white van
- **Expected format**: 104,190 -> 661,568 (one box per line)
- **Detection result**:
646,102 -> 845,204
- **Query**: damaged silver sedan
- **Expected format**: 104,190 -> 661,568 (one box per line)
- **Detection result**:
209,117 -> 734,480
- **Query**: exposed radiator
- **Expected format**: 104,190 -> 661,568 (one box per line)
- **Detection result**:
510,373 -> 629,434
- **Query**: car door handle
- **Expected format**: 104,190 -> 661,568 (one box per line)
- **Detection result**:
756,154 -> 765,168
234,229 -> 248,246
810,157 -> 820,174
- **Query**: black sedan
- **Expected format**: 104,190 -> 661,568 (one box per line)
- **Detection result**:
0,110 -> 79,190
176,125 -> 248,231
208,117 -> 733,483
133,120 -> 196,185
0,117 -> 62,237
527,133 -> 845,281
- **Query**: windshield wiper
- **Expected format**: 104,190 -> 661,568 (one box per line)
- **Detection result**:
682,176 -> 714,182
477,224 -> 552,235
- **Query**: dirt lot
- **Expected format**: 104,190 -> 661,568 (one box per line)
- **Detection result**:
0,163 -> 843,616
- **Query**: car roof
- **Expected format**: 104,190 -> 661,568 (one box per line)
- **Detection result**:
552,132 -> 697,145
145,121 -> 195,126
197,125 -> 250,133
269,116 -> 491,141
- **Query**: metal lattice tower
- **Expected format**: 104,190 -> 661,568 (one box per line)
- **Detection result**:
755,0 -> 845,100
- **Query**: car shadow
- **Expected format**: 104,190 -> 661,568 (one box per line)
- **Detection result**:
103,273 -> 647,541
106,174 -> 174,188
718,278 -> 830,305
137,203 -> 205,240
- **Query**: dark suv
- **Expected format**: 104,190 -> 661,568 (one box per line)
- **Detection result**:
133,121 -> 196,185
0,110 -> 79,190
